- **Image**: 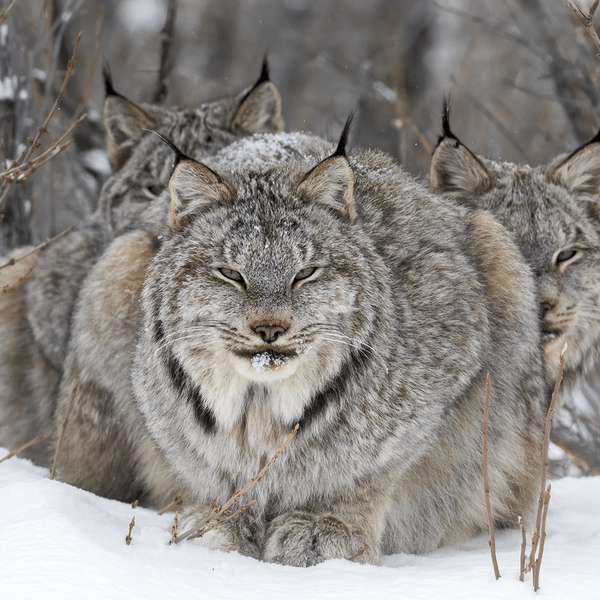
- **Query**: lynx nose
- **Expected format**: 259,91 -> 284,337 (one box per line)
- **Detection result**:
539,300 -> 555,319
253,324 -> 287,344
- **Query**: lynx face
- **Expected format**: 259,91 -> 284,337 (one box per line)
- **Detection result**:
137,156 -> 390,431
431,106 -> 600,388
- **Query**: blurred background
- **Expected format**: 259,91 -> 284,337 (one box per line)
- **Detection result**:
0,0 -> 599,472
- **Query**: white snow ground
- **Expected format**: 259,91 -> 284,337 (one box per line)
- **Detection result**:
1,450 -> 598,600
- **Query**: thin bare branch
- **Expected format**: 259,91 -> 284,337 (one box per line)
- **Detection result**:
566,0 -> 600,57
0,431 -> 52,464
482,372 -> 501,580
0,225 -> 74,272
169,511 -> 179,544
50,381 -> 79,480
0,0 -> 20,26
1,262 -> 35,293
529,343 -> 566,577
158,495 -> 183,516
518,516 -> 527,582
533,484 -> 552,591
349,544 -> 370,562
125,516 -> 135,545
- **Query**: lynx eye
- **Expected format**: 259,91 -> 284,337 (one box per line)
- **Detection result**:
554,249 -> 577,266
218,268 -> 245,286
293,267 -> 318,283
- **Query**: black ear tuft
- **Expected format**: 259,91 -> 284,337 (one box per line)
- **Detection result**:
103,60 -> 122,99
145,129 -> 194,175
332,108 -> 356,158
440,96 -> 458,144
258,54 -> 270,86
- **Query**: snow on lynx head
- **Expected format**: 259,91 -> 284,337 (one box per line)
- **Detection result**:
431,100 -> 600,394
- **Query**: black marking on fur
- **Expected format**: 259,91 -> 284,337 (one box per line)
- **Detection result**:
561,125 -> 600,164
298,350 -> 370,430
154,319 -> 165,345
166,351 -> 217,433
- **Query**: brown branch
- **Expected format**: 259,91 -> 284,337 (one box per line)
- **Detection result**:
1,262 -> 35,293
532,484 -> 552,591
0,225 -> 74,271
529,343 -> 566,580
349,544 -> 369,562
158,494 -> 183,516
176,423 -> 299,544
125,516 -> 135,545
518,516 -> 527,582
152,0 -> 177,104
566,0 -> 600,57
0,0 -> 20,26
482,372 -> 501,580
0,431 -> 52,464
50,381 -> 79,480
169,510 -> 179,544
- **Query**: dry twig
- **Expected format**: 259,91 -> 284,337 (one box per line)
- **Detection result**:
170,511 -> 179,544
566,0 -> 600,57
1,262 -> 35,293
158,494 -> 183,516
126,516 -> 135,545
0,225 -> 74,272
528,343 -> 566,589
518,516 -> 527,582
176,423 -> 299,544
349,544 -> 369,562
533,484 -> 552,591
0,0 -> 19,26
482,372 -> 500,580
50,381 -> 79,480
0,431 -> 52,464
153,0 -> 178,104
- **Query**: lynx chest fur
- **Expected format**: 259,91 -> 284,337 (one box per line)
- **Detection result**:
125,133 -> 546,565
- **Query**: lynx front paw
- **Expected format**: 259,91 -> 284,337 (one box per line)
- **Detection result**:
179,506 -> 265,560
262,512 -> 380,567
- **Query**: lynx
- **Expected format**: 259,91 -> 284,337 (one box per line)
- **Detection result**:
0,62 -> 283,462
430,101 -> 600,398
50,122 -> 546,566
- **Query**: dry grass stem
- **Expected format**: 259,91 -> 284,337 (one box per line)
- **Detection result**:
0,225 -> 75,271
566,0 -> 600,57
50,381 -> 79,479
169,511 -> 179,544
0,431 -> 52,464
158,495 -> 183,516
349,544 -> 369,562
185,500 -> 257,542
125,516 -> 135,545
533,484 -> 552,591
131,499 -> 139,509
518,516 -> 527,582
1,262 -> 35,293
482,372 -> 500,580
176,423 -> 299,543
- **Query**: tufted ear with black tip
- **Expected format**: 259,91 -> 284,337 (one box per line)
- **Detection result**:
550,128 -> 600,205
296,113 -> 355,221
102,65 -> 156,171
231,58 -> 284,135
168,159 -> 230,229
429,99 -> 492,200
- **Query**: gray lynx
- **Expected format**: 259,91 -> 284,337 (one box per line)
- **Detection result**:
430,101 -> 600,398
43,122 -> 545,566
0,63 -> 283,462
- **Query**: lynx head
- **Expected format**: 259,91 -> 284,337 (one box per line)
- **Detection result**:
98,60 -> 283,231
430,99 -> 600,385
137,121 -> 392,432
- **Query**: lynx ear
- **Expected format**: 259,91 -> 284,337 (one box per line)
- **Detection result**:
297,114 -> 355,221
550,130 -> 600,201
168,159 -> 230,229
430,100 -> 491,198
103,67 -> 156,170
231,59 -> 284,134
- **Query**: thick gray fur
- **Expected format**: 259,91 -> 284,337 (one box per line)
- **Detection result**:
0,69 -> 284,463
430,105 -> 600,398
40,129 -> 547,565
